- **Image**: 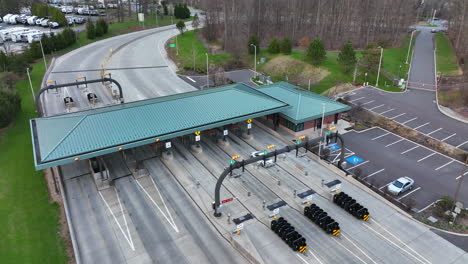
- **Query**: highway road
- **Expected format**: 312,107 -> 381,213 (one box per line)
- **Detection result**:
42,20 -> 468,263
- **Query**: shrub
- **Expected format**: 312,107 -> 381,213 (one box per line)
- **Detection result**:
247,35 -> 259,55
86,21 -> 96,40
306,38 -> 326,65
281,37 -> 292,54
338,40 -> 357,73
268,38 -> 280,54
0,89 -> 21,128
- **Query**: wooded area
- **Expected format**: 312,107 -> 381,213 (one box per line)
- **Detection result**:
198,0 -> 420,52
447,0 -> 468,66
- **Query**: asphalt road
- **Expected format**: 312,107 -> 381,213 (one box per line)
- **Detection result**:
178,69 -> 257,89
408,29 -> 436,90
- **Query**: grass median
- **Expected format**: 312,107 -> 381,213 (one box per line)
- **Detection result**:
435,32 -> 461,76
0,61 -> 68,263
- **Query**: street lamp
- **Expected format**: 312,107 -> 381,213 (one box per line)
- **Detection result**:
205,53 -> 209,89
39,38 -> 47,70
364,72 -> 368,86
318,103 -> 326,157
398,65 -> 402,79
406,30 -> 415,65
376,47 -> 383,87
250,44 -> 257,77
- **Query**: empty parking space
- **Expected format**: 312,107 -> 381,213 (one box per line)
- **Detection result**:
343,87 -> 468,152
341,127 -> 468,210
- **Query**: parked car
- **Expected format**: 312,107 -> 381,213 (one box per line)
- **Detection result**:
48,21 -> 60,28
35,18 -> 44,26
73,17 -> 85,24
257,158 -> 275,168
41,19 -> 50,27
387,176 -> 414,195
431,29 -> 438,33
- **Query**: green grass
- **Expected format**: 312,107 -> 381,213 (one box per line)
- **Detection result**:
382,34 -> 418,80
435,32 -> 461,76
0,61 -> 68,263
167,30 -> 233,71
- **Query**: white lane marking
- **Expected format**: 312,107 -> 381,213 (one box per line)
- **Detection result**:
379,108 -> 395,115
397,187 -> 421,201
385,139 -> 405,147
135,179 -> 180,233
379,181 -> 393,190
296,254 -> 312,264
426,128 -> 442,136
347,160 -> 369,170
344,152 -> 356,158
401,117 -> 418,125
334,239 -> 368,264
362,224 -> 428,264
417,153 -> 436,162
361,100 -> 375,106
342,234 -> 378,264
369,220 -> 432,264
418,200 -> 441,213
401,146 -> 419,154
350,97 -> 365,102
368,104 -> 384,110
440,133 -> 456,142
389,113 -> 406,120
186,76 -> 196,83
332,152 -> 342,163
413,122 -> 430,130
363,169 -> 385,179
456,171 -> 468,180
371,132 -> 390,140
456,140 -> 468,148
99,191 -> 136,251
435,160 -> 454,171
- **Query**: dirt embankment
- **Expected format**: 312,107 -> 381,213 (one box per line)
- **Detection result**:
263,56 -> 329,86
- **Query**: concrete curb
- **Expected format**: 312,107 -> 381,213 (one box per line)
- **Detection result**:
57,166 -> 81,264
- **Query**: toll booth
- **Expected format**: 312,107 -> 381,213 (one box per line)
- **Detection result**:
88,157 -> 110,190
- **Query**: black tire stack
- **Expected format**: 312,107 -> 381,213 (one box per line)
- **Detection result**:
333,192 -> 370,221
271,217 -> 307,253
304,204 -> 340,236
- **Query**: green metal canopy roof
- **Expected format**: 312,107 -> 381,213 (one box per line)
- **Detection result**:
31,83 -> 290,170
257,82 -> 351,124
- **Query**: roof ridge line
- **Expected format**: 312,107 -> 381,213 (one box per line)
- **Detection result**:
42,114 -> 88,161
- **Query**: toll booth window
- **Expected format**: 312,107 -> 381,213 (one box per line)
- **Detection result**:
296,123 -> 304,132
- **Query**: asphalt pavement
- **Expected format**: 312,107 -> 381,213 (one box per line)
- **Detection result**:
408,29 -> 436,91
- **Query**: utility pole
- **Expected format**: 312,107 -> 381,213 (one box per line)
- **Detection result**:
250,44 -> 257,77
406,30 -> 415,64
376,47 -> 383,87
318,103 -> 325,157
205,53 -> 209,89
26,68 -> 35,102
453,155 -> 468,212
39,38 -> 47,70
176,34 -> 179,55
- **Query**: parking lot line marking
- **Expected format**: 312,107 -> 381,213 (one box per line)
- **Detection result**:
186,76 -> 196,83
401,146 -> 419,154
363,168 -> 385,179
413,122 -> 430,130
379,108 -> 395,115
362,224 -> 429,264
371,132 -> 390,140
397,187 -> 421,201
334,239 -> 368,264
426,127 -> 442,136
296,253 -> 313,264
379,181 -> 393,190
455,140 -> 468,148
435,160 -> 454,171
417,153 -> 436,162
418,200 -> 442,213
369,219 -> 432,264
389,113 -> 406,120
347,160 -> 369,170
456,171 -> 468,180
350,96 -> 365,102
385,139 -> 405,147
401,117 -> 418,125
368,104 -> 384,110
342,234 -> 379,264
361,100 -> 375,106
440,133 -> 456,142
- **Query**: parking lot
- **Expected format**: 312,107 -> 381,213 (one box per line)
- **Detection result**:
344,87 -> 468,152
336,127 -> 468,211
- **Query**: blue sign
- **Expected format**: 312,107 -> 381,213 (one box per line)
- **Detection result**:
346,155 -> 364,165
327,144 -> 340,151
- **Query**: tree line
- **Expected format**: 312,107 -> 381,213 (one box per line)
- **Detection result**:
446,0 -> 468,67
199,0 -> 420,52
31,3 -> 67,26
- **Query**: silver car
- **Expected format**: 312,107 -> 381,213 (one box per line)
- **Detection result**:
387,176 -> 414,195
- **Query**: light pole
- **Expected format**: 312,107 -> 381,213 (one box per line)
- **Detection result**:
250,44 -> 257,77
376,47 -> 383,87
398,65 -> 402,79
205,53 -> 209,89
318,103 -> 326,157
39,38 -> 47,70
364,72 -> 368,86
175,34 -> 179,55
406,30 -> 415,65
26,67 -> 35,102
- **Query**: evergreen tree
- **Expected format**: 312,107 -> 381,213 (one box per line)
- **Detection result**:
95,22 -> 104,37
40,34 -> 51,54
55,34 -> 66,50
87,21 -> 96,40
49,34 -> 57,52
192,14 -> 200,30
176,20 -> 186,34
174,4 -> 181,19
281,37 -> 292,54
247,35 -> 259,55
29,41 -> 42,60
268,38 -> 280,54
338,41 -> 357,73
306,38 -> 326,65
0,90 -> 21,129
162,1 -> 169,16
361,42 -> 381,70
183,4 -> 191,19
